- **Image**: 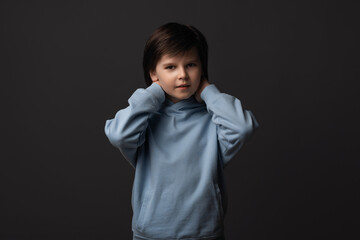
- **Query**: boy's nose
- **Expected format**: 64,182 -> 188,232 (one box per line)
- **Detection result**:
178,67 -> 188,79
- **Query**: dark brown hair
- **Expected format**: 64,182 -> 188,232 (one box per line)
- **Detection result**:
143,22 -> 208,86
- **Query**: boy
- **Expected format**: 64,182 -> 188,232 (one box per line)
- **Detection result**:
105,22 -> 259,240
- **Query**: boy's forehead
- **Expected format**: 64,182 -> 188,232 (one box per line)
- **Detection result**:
159,47 -> 199,62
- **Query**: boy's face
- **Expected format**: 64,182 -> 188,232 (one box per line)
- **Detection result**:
150,47 -> 202,103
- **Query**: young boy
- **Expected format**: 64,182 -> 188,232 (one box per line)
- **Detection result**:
105,22 -> 259,240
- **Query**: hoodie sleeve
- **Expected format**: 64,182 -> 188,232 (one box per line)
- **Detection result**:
200,84 -> 259,167
104,83 -> 165,168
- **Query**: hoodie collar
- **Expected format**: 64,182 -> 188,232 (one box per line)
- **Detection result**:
163,95 -> 203,111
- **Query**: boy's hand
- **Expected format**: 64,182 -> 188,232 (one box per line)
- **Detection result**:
195,77 -> 210,103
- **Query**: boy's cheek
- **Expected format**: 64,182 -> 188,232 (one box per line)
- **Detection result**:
160,86 -> 172,96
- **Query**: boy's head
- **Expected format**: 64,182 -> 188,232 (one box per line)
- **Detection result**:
143,22 -> 208,87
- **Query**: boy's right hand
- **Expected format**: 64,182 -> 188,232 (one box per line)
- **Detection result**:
195,77 -> 210,103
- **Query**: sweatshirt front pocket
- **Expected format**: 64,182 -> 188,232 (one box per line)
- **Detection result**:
134,186 -> 224,238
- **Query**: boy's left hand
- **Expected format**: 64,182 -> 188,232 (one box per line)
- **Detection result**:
195,77 -> 210,103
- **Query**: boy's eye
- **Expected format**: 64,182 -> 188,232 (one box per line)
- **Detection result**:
165,66 -> 175,70
187,63 -> 196,67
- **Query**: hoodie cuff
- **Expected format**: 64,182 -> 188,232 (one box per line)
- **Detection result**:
147,82 -> 166,105
200,84 -> 221,103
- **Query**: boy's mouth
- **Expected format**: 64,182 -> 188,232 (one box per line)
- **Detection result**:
176,84 -> 190,88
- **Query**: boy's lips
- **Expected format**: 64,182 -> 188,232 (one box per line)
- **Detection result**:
176,84 -> 190,88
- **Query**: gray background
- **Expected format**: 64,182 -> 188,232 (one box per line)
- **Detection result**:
1,0 -> 359,239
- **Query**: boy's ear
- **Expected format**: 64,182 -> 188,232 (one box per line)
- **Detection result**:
150,71 -> 159,82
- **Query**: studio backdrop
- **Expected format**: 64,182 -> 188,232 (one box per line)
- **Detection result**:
1,1 -> 358,240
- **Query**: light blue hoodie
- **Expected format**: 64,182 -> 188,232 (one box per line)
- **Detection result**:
105,83 -> 258,240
